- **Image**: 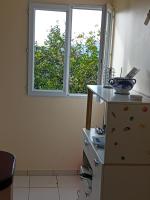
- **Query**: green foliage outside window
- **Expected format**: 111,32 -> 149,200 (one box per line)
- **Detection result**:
34,25 -> 100,94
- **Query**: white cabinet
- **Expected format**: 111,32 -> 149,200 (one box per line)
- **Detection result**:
77,85 -> 150,200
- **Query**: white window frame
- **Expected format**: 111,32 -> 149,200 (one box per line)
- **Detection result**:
28,3 -> 110,96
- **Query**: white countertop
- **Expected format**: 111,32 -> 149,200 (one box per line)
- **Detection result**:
87,85 -> 150,103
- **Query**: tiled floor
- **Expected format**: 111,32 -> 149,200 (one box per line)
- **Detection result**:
13,175 -> 80,200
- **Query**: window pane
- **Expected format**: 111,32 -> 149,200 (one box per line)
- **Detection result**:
69,9 -> 102,94
34,10 -> 66,91
103,11 -> 112,68
102,11 -> 114,86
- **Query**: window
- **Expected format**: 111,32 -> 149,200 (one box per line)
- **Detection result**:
28,3 -> 113,96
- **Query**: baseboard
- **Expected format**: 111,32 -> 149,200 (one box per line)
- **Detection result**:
15,170 -> 80,176
15,170 -> 28,176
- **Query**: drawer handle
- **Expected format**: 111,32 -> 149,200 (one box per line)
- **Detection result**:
94,159 -> 100,166
84,139 -> 89,146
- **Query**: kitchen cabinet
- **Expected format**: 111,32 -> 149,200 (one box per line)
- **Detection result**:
77,85 -> 150,200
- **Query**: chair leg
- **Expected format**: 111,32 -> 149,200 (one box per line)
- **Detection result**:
0,185 -> 13,200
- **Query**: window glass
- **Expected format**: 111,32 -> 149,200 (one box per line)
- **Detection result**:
34,10 -> 66,91
102,10 -> 114,86
103,11 -> 112,69
69,9 -> 102,94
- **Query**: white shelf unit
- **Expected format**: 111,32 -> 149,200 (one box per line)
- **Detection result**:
78,85 -> 150,200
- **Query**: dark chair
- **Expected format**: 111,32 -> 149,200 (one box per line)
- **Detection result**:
0,151 -> 15,200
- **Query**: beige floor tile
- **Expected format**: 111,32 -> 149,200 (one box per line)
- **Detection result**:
13,188 -> 29,200
57,176 -> 80,188
59,188 -> 78,200
13,176 -> 29,188
30,176 -> 57,187
29,188 -> 59,200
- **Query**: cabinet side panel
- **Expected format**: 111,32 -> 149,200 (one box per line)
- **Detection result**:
102,165 -> 150,200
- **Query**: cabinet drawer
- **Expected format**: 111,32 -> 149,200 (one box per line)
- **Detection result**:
82,133 -> 102,170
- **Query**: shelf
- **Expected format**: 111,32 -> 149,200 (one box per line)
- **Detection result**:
87,85 -> 150,103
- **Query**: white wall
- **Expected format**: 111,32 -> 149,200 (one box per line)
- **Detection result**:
0,0 -> 108,171
112,0 -> 150,97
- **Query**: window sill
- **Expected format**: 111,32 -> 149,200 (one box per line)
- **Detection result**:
27,90 -> 101,99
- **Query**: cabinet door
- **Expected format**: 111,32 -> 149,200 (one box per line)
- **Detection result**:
89,164 -> 102,200
77,188 -> 88,200
105,103 -> 150,164
82,135 -> 103,200
82,132 -> 102,170
79,165 -> 102,200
